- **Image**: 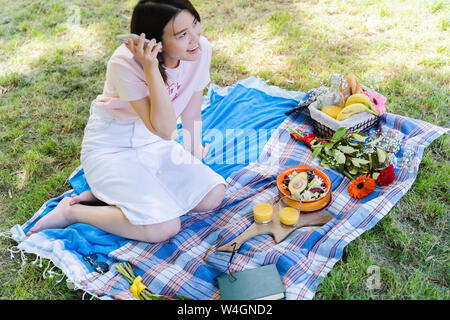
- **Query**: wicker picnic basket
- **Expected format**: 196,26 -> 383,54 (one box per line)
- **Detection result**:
308,85 -> 384,138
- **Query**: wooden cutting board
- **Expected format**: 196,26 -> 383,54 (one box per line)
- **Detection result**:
216,204 -> 334,252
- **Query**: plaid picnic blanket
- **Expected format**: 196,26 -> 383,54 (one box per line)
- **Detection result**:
4,77 -> 448,300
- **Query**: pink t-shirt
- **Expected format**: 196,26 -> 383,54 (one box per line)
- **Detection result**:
93,36 -> 212,121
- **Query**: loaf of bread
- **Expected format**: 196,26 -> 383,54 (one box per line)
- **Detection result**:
347,74 -> 363,94
339,76 -> 352,102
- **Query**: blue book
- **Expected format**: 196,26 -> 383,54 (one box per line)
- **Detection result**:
217,264 -> 285,300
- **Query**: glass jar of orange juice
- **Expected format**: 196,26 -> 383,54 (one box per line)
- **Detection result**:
278,196 -> 301,226
253,202 -> 273,224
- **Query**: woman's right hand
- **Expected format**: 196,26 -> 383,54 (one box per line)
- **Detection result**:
125,33 -> 162,72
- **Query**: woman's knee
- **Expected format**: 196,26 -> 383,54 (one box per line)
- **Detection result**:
212,183 -> 226,205
141,218 -> 181,243
200,183 -> 226,212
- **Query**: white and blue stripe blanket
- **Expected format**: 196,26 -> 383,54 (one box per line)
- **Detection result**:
4,77 -> 448,299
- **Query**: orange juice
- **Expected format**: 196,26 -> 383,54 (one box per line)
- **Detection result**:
279,207 -> 299,226
253,203 -> 273,223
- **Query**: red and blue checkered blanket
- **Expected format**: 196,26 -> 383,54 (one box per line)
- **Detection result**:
6,77 -> 448,299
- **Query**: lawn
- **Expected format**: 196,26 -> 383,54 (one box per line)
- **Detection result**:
0,0 -> 448,299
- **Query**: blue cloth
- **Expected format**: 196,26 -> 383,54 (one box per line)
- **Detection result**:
176,83 -> 301,179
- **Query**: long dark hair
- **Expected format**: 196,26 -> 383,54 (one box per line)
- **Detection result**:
130,0 -> 201,83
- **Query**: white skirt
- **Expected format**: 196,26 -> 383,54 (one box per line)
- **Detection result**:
80,102 -> 226,225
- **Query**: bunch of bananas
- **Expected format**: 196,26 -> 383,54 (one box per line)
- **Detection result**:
336,93 -> 379,121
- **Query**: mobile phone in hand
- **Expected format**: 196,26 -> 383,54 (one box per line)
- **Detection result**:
117,33 -> 150,44
117,34 -> 163,53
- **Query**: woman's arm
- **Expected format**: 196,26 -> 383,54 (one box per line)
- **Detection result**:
128,95 -> 177,141
126,34 -> 177,140
181,91 -> 209,160
128,68 -> 177,141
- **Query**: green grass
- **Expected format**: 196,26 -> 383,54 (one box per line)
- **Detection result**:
0,0 -> 449,300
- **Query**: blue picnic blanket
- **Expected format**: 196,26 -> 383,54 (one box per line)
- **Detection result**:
5,77 -> 448,300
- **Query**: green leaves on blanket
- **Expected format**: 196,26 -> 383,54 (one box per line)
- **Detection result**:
290,127 -> 390,180
115,262 -> 191,300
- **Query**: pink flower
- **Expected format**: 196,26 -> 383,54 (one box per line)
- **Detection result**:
363,90 -> 386,115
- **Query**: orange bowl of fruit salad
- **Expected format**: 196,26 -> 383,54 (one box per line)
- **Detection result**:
276,165 -> 332,213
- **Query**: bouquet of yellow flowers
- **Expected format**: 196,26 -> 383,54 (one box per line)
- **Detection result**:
116,262 -> 191,300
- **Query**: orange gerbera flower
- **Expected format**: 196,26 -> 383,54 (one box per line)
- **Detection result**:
348,175 -> 376,199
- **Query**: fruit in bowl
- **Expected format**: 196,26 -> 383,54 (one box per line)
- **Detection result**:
320,105 -> 342,119
277,165 -> 332,213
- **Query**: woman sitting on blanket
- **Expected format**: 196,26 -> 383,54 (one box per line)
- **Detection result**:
27,0 -> 227,241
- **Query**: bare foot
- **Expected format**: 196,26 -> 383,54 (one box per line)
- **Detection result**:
70,190 -> 98,205
27,197 -> 76,236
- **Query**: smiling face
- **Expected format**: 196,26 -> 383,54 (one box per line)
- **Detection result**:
161,9 -> 203,68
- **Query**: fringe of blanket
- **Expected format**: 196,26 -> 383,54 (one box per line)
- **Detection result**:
0,230 -> 99,300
